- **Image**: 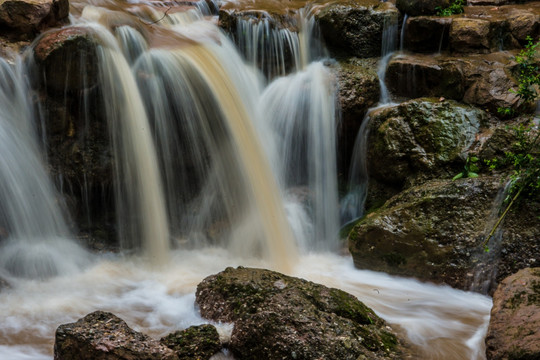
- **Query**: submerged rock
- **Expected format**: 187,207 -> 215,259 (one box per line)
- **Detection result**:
486,267 -> 540,359
160,324 -> 221,360
196,266 -> 406,359
348,177 -> 504,289
54,311 -> 178,359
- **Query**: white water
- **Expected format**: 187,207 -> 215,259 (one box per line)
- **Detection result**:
0,250 -> 492,360
0,1 -> 492,359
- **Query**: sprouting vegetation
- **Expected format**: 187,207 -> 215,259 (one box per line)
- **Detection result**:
453,155 -> 479,180
436,0 -> 465,17
483,36 -> 540,250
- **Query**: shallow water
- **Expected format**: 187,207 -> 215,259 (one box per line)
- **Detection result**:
0,249 -> 491,360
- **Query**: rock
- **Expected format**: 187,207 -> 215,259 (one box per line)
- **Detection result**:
33,26 -> 99,94
365,98 -> 486,187
386,52 -> 520,113
386,54 -> 466,102
485,267 -> 540,359
507,9 -> 540,44
316,0 -> 399,58
335,57 -> 380,175
402,16 -> 452,53
196,266 -> 406,360
0,276 -> 10,290
160,325 -> 221,360
450,18 -> 491,53
395,0 -> 450,16
0,0 -> 69,36
348,177 -> 504,289
54,311 -> 178,360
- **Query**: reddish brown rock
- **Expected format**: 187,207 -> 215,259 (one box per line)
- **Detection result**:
395,0 -> 450,16
33,26 -> 99,93
485,267 -> 540,359
385,52 -> 521,113
54,311 -> 178,360
403,16 -> 452,53
0,0 -> 69,35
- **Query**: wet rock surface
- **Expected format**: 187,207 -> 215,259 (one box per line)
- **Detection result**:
486,267 -> 540,359
54,311 -> 178,360
0,0 -> 69,36
335,57 -> 380,175
160,324 -> 221,360
316,0 -> 399,58
386,52 -> 521,113
196,266 -> 407,359
396,0 -> 450,16
348,177 -> 504,289
365,98 -> 487,187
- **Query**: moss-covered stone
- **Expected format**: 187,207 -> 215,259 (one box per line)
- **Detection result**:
365,98 -> 486,187
196,267 -> 406,359
160,325 -> 221,360
348,177 -> 504,290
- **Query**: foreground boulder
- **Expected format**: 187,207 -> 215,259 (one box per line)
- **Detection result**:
54,311 -> 177,359
348,177 -> 504,290
160,325 -> 221,360
196,266 -> 405,359
485,267 -> 540,359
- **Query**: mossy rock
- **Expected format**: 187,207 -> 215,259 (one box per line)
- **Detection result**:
196,266 -> 406,359
161,324 -> 221,360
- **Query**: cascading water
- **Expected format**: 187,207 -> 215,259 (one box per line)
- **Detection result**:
340,16 -> 398,224
0,1 -> 492,359
0,58 -> 90,279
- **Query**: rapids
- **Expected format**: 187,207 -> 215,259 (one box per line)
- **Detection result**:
0,0 -> 492,359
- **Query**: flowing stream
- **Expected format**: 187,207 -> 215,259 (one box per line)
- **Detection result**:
0,1 -> 491,359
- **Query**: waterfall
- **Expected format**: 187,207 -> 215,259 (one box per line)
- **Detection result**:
0,58 -> 90,278
340,16 -> 398,225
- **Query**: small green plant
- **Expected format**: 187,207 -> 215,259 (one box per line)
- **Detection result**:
436,0 -> 465,17
484,37 -> 540,249
453,155 -> 479,180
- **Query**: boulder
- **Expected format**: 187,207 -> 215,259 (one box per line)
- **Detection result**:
395,0 -> 450,16
507,9 -> 540,44
402,16 -> 452,53
348,177 -> 504,290
33,26 -> 99,94
385,52 -> 520,113
160,325 -> 221,360
485,267 -> 540,359
365,98 -> 486,187
449,18 -> 491,53
316,0 -> 399,58
0,0 -> 69,36
54,311 -> 178,360
196,266 -> 406,360
335,57 -> 380,175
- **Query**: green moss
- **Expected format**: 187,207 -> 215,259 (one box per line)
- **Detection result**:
381,252 -> 407,267
328,288 -> 375,325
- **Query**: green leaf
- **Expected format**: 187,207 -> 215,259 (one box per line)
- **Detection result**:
468,172 -> 479,178
452,172 -> 464,181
